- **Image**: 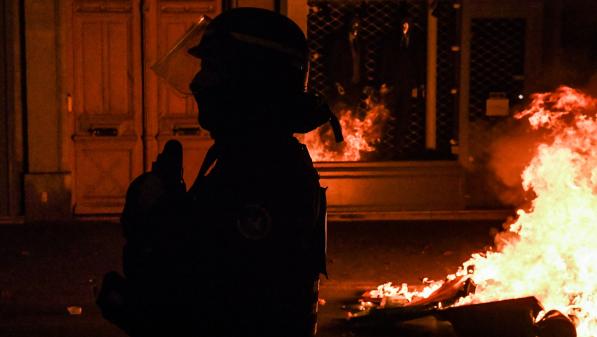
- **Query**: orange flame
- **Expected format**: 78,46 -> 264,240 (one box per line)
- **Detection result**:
371,87 -> 597,336
301,102 -> 390,162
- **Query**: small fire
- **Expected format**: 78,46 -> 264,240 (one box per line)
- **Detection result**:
369,87 -> 597,336
301,101 -> 390,162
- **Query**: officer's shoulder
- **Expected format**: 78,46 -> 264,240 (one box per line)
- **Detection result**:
128,172 -> 162,190
126,172 -> 166,206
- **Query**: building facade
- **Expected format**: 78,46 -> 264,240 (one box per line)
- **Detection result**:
2,0 -> 593,222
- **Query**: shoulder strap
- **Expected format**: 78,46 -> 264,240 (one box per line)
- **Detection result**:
187,143 -> 220,196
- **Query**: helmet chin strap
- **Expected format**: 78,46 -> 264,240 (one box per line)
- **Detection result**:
304,91 -> 343,143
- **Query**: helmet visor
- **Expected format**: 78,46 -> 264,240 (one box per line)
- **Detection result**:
151,16 -> 211,96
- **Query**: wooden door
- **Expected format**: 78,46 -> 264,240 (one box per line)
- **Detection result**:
69,0 -> 220,214
69,0 -> 144,214
143,0 -> 220,188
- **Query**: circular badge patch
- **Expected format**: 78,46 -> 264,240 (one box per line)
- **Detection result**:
236,204 -> 272,240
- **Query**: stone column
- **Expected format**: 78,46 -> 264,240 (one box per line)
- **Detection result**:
1,0 -> 25,222
23,0 -> 71,221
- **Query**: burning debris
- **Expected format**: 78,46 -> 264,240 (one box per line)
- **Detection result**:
346,87 -> 596,337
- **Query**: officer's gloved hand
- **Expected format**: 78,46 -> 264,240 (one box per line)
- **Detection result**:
151,140 -> 186,194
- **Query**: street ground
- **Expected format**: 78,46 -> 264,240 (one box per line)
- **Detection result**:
0,219 -> 506,336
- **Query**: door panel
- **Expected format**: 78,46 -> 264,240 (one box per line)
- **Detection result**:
74,137 -> 141,213
70,0 -> 220,214
144,0 -> 220,188
71,0 -> 143,214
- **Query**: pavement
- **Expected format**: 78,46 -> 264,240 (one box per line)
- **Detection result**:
0,219 -> 506,336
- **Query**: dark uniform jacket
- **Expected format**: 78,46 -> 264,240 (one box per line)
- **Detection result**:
189,137 -> 324,337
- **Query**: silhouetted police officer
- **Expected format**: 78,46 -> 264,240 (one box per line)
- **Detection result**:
98,8 -> 339,337
187,8 -> 339,337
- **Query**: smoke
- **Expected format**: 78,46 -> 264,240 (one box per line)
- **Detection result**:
475,83 -> 597,207
485,118 -> 546,206
585,72 -> 597,97
466,117 -> 540,207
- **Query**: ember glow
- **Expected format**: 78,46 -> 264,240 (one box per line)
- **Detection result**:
301,101 -> 390,162
369,87 -> 597,336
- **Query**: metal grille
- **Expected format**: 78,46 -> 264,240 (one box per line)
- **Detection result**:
435,0 -> 459,155
469,18 -> 525,122
468,18 -> 525,160
307,0 -> 427,160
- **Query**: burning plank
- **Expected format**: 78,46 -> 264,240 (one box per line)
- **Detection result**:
349,296 -> 546,337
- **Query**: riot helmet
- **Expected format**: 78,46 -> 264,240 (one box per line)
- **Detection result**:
188,7 -> 309,93
186,8 -> 343,142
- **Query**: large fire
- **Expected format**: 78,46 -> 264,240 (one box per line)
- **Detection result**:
301,99 -> 390,162
368,87 -> 597,336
